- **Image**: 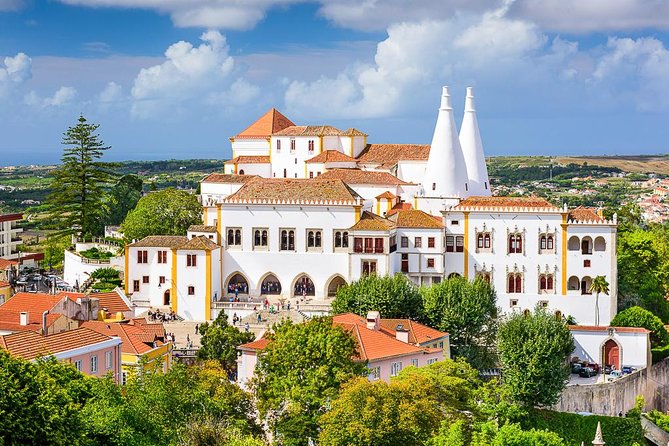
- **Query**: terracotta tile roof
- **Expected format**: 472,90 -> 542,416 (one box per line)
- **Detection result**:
273,125 -> 343,136
202,173 -> 259,184
569,325 -> 649,334
0,292 -> 62,316
188,225 -> 218,233
235,108 -> 295,139
318,168 -> 409,185
0,258 -> 18,270
453,196 -> 558,211
82,320 -> 163,355
388,210 -> 444,229
568,206 -> 604,223
224,178 -> 361,204
180,235 -> 219,251
0,213 -> 22,223
375,191 -> 396,199
128,319 -> 166,339
129,236 -> 188,248
239,338 -> 269,351
0,327 -> 114,361
341,128 -> 367,137
0,281 -> 9,288
0,310 -> 64,333
378,319 -> 448,344
224,156 -> 270,165
349,211 -> 396,231
332,313 -> 434,361
356,144 -> 430,164
90,290 -> 131,314
386,202 -> 413,216
305,150 -> 357,164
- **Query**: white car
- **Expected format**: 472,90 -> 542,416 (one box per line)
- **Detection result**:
607,370 -> 623,381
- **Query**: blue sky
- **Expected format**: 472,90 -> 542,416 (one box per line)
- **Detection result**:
1,0 -> 669,165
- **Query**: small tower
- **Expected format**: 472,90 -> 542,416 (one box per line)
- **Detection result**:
418,86 -> 470,214
592,421 -> 605,446
459,86 -> 491,196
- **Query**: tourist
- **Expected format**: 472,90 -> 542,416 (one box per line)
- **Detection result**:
245,322 -> 250,332
194,323 -> 199,335
257,312 -> 261,324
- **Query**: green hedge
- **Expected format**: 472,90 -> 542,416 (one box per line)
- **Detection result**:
646,411 -> 669,432
521,409 -> 645,446
652,345 -> 669,363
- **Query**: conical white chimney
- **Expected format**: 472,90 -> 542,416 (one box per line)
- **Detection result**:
459,86 -> 491,196
421,86 -> 470,201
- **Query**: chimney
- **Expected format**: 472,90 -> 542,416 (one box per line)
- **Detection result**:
459,86 -> 491,196
42,310 -> 49,336
395,324 -> 409,343
366,311 -> 380,331
19,311 -> 28,326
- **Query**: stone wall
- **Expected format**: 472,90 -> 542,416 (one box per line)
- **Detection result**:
553,358 -> 669,416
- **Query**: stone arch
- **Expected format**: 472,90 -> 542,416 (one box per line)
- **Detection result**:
568,275 -> 580,291
258,272 -> 282,296
581,276 -> 592,295
163,289 -> 171,306
601,337 -> 622,370
568,236 -> 580,251
594,236 -> 606,252
581,236 -> 593,255
225,271 -> 250,296
325,275 -> 347,298
292,273 -> 316,297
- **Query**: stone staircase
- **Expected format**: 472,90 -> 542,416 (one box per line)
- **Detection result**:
239,308 -> 308,328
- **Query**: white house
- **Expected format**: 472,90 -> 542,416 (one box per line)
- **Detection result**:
570,325 -> 651,371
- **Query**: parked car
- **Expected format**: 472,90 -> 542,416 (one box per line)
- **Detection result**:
584,362 -> 600,373
608,370 -> 623,381
622,366 -> 636,375
604,364 -> 614,374
579,367 -> 597,378
571,363 -> 583,374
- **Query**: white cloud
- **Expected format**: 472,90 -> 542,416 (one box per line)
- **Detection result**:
130,30 -> 258,118
24,86 -> 77,108
0,52 -> 31,86
0,0 -> 23,12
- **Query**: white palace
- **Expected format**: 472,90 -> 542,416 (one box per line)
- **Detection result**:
125,86 -> 617,326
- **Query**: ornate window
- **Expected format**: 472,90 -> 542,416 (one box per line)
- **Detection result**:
307,230 -> 322,250
253,229 -> 268,250
507,273 -> 523,293
227,228 -> 242,247
539,273 -> 555,293
508,233 -> 523,254
539,234 -> 555,253
334,231 -> 349,249
290,138 -> 296,153
476,232 -> 492,252
280,229 -> 295,251
308,140 -> 315,153
455,236 -> 464,252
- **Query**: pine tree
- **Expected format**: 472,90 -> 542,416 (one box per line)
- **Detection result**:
46,115 -> 116,236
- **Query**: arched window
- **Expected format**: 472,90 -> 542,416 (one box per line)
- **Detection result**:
594,236 -> 606,252
308,231 -> 315,247
508,273 -> 522,293
227,229 -> 234,245
261,230 -> 268,246
568,275 -> 580,291
540,235 -> 547,250
227,228 -> 241,247
234,230 -> 241,245
288,230 -> 295,250
254,230 -> 261,246
568,236 -> 580,251
477,233 -> 484,249
508,234 -> 522,254
253,229 -> 268,248
294,275 -> 315,296
281,230 -> 295,251
581,237 -> 593,255
239,169 -> 245,175
539,274 -> 554,293
315,231 -> 322,247
335,232 -> 342,247
484,234 -> 491,248
547,235 -> 554,250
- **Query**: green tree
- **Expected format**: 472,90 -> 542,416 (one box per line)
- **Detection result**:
611,306 -> 669,348
421,276 -> 498,369
617,229 -> 669,321
318,377 -> 443,446
121,188 -> 202,242
331,274 -> 423,319
590,276 -> 610,327
197,312 -> 255,375
46,115 -> 116,236
471,422 -> 566,446
251,317 -> 367,446
104,174 -> 143,226
497,307 -> 574,408
0,351 -> 94,445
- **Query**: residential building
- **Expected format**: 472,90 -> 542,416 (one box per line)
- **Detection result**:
237,311 -> 449,388
570,325 -> 651,371
0,213 -> 22,260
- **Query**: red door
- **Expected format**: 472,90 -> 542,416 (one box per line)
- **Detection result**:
604,339 -> 620,370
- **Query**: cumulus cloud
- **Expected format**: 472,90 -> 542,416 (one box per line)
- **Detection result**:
24,86 -> 77,107
130,30 -> 258,118
0,52 -> 31,99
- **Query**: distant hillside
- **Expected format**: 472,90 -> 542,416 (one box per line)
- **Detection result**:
554,155 -> 669,175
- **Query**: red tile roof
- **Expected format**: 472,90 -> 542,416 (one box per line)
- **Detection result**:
0,213 -> 22,223
90,290 -> 131,314
0,327 -> 114,360
273,125 -> 343,136
305,150 -> 357,164
388,210 -> 444,229
202,173 -> 259,184
318,168 -> 409,185
235,108 -> 295,139
378,319 -> 448,344
568,206 -> 604,223
0,258 -> 18,270
349,211 -> 396,231
453,196 -> 557,210
386,202 -> 413,216
0,281 -> 9,288
239,338 -> 269,351
82,320 -> 165,355
569,325 -> 649,334
356,144 -> 430,164
225,178 -> 361,204
224,156 -> 270,165
375,191 -> 396,199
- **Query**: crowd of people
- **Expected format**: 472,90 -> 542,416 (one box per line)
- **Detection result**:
148,308 -> 177,323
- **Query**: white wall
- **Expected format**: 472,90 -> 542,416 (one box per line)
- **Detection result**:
571,329 -> 650,369
63,250 -> 124,288
126,246 -> 173,308
396,160 -> 427,185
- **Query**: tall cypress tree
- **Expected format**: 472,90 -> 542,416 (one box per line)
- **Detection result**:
47,115 -> 116,236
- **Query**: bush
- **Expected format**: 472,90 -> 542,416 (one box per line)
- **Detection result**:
647,410 -> 669,433
611,306 -> 669,347
652,344 -> 669,363
521,409 -> 645,446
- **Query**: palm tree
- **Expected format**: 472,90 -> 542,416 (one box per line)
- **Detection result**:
590,276 -> 610,326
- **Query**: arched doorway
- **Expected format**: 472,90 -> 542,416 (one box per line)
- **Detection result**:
603,339 -> 620,370
163,290 -> 170,306
226,273 -> 249,296
581,236 -> 593,255
261,274 -> 282,295
293,275 -> 315,297
326,276 -> 347,298
581,276 -> 592,295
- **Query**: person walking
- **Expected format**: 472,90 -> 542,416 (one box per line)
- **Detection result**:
245,322 -> 250,332
195,323 -> 199,335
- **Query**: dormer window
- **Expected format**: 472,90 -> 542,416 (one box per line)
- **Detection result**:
432,183 -> 436,191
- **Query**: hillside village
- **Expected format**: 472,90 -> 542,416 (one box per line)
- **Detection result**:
1,87 -> 669,445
